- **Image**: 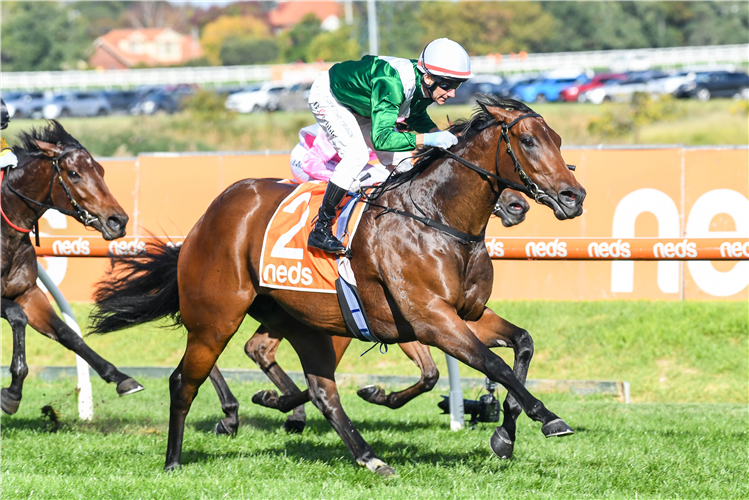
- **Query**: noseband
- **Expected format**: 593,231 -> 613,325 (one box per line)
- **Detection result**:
3,147 -> 99,229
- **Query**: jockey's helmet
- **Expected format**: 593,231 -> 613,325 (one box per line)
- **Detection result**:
1,99 -> 9,130
417,38 -> 473,92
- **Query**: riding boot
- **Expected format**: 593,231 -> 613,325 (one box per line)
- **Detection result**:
307,183 -> 347,254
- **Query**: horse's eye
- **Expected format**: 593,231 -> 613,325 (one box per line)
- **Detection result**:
521,137 -> 534,147
68,170 -> 80,180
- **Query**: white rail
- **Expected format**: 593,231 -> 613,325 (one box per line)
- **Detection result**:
2,44 -> 747,90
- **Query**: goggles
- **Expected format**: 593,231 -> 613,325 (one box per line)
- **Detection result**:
434,77 -> 463,91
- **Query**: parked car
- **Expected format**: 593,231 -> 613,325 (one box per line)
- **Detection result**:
494,75 -> 539,99
512,74 -> 589,103
644,71 -> 696,98
225,81 -> 287,113
129,86 -> 195,115
5,91 -> 47,119
276,82 -> 312,112
585,70 -> 668,104
445,74 -> 504,106
560,73 -> 626,102
674,71 -> 749,101
42,91 -> 111,119
103,90 -> 140,114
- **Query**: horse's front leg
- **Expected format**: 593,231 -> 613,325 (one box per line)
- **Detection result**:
16,286 -> 144,396
467,307 -> 534,459
357,341 -> 439,409
416,305 -> 573,447
1,298 -> 29,415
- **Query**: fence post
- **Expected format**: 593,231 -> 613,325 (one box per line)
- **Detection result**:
36,263 -> 93,420
445,354 -> 465,430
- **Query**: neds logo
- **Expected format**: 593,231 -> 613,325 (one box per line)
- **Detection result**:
525,239 -> 567,258
653,239 -> 697,259
108,238 -> 147,256
485,240 -> 504,257
588,239 -> 631,258
720,241 -> 749,258
52,237 -> 90,256
263,263 -> 313,286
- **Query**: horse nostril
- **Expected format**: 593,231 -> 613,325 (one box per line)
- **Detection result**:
559,190 -> 581,207
107,215 -> 124,232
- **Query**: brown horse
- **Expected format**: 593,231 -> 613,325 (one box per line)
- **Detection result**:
1,121 -> 143,415
92,96 -> 585,475
205,188 -> 531,436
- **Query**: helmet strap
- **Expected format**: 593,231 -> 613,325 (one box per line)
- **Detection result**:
422,73 -> 439,99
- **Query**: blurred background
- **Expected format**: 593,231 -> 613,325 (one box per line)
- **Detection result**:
1,0 -> 747,156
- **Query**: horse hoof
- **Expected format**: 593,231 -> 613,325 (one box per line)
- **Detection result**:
360,458 -> 395,477
542,418 -> 574,438
357,385 -> 384,404
251,389 -> 278,408
489,427 -> 514,459
117,378 -> 144,397
164,462 -> 182,473
284,418 -> 306,434
214,419 -> 236,436
1,389 -> 21,415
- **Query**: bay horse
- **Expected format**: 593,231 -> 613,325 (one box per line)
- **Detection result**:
92,96 -> 585,475
204,188 -> 531,436
1,121 -> 143,415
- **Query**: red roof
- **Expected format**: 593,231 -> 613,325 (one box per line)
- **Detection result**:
268,1 -> 342,29
90,28 -> 202,68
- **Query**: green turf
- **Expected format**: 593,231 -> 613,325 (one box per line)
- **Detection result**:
2,301 -> 746,404
8,99 -> 747,157
1,377 -> 746,500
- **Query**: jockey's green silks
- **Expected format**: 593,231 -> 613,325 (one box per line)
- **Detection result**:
328,55 -> 438,152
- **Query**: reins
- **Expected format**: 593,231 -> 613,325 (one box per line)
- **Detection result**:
361,112 -> 547,245
1,147 -> 99,234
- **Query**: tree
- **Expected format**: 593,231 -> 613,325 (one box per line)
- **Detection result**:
281,13 -> 322,63
200,15 -> 270,65
221,38 -> 280,66
1,1 -> 90,71
306,26 -> 361,62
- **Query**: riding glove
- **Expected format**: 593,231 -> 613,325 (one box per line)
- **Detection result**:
0,149 -> 17,169
423,131 -> 458,149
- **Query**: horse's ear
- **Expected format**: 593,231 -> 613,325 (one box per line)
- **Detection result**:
34,140 -> 64,158
484,105 -> 517,124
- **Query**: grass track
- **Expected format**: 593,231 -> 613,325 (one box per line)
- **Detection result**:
1,378 -> 746,500
3,301 -> 746,403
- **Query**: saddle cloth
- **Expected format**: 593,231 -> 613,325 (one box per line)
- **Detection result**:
259,181 -> 367,293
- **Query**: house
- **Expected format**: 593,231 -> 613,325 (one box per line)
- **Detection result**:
268,1 -> 343,32
88,28 -> 203,70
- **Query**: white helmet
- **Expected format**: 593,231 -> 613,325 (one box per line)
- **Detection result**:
417,38 -> 473,81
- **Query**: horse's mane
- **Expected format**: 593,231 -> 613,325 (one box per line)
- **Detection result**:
367,95 -> 534,200
13,120 -> 82,159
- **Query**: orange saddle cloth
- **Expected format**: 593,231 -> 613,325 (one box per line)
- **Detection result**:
259,181 -> 367,293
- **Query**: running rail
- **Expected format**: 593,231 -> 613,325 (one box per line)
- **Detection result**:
33,236 -> 749,260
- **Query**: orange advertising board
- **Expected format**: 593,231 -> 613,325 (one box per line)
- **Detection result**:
34,147 -> 748,302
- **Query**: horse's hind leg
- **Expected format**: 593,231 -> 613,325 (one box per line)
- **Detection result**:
208,365 -> 240,436
357,341 -> 439,409
1,299 -> 29,415
245,326 -> 307,433
16,287 -> 143,396
467,307 -> 535,459
283,327 -> 394,476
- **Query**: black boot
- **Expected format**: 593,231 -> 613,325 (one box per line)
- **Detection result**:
308,183 -> 347,254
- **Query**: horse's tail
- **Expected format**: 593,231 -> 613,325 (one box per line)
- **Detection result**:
89,239 -> 182,334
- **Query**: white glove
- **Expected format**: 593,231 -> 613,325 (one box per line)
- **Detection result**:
1,149 -> 18,169
423,131 -> 458,149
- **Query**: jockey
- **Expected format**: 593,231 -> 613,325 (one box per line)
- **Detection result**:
1,98 -> 19,170
307,38 -> 473,254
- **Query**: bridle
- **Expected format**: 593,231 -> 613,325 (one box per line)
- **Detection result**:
362,112 -> 575,245
1,146 -> 99,233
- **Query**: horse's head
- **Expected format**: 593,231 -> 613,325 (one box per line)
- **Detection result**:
477,97 -> 586,220
493,189 -> 530,227
17,121 -> 128,240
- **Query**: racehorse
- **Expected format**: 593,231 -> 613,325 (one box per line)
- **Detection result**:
1,120 -> 143,415
203,188 -> 532,436
92,96 -> 585,475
